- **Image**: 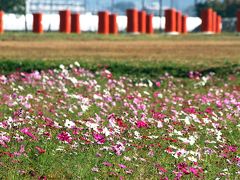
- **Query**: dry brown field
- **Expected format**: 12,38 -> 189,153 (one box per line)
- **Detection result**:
0,33 -> 239,69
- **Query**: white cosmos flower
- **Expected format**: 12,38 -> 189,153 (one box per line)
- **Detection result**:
102,127 -> 111,137
148,135 -> 158,139
173,129 -> 183,136
178,136 -> 196,145
85,122 -> 99,131
203,118 -> 210,124
59,64 -> 65,70
68,77 -> 78,85
56,146 -> 65,151
144,91 -> 150,95
216,131 -> 222,142
93,94 -> 103,100
173,149 -> 188,158
184,116 -> 191,125
136,83 -> 147,87
178,137 -> 189,144
134,131 -> 142,140
64,119 -> 76,128
157,121 -> 163,128
191,114 -> 201,123
74,61 -> 80,67
148,80 -> 153,87
124,156 -> 131,161
81,105 -> 89,112
169,145 -> 178,149
189,135 -> 197,145
188,156 -> 197,162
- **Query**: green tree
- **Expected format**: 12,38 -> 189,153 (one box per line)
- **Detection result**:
196,0 -> 240,17
224,0 -> 240,17
0,0 -> 25,14
196,0 -> 225,17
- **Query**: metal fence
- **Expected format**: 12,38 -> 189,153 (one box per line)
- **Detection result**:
26,0 -> 86,14
222,18 -> 237,32
26,0 -> 160,15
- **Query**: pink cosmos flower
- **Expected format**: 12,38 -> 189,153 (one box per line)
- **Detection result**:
228,146 -> 237,152
175,172 -> 183,179
155,164 -> 167,173
148,149 -> 154,157
14,145 -> 25,156
125,169 -> 134,174
184,107 -> 196,114
57,131 -> 72,143
101,70 -> 112,79
136,120 -> 148,128
153,112 -> 166,119
116,118 -> 128,128
188,71 -> 201,79
102,162 -> 113,167
31,71 -> 41,80
23,101 -> 31,109
118,164 -> 127,169
20,128 -> 37,140
35,146 -> 46,154
0,134 -> 10,148
205,107 -> 213,114
189,167 -> 199,177
216,100 -> 223,108
112,142 -> 125,156
43,132 -> 52,139
177,163 -> 190,174
0,140 -> 8,148
0,75 -> 7,84
93,133 -> 105,144
156,81 -> 161,87
38,176 -> 47,180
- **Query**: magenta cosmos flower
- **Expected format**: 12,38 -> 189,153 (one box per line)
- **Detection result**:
57,131 -> 72,143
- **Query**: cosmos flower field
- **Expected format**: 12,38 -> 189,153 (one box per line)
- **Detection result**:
0,62 -> 239,179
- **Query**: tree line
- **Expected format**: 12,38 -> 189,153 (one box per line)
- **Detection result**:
0,0 -> 25,14
196,0 -> 240,17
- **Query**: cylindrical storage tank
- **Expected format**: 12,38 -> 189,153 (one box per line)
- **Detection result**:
146,14 -> 154,34
59,10 -> 71,33
237,10 -> 240,32
176,11 -> 182,33
181,15 -> 187,34
98,11 -> 109,34
109,14 -> 118,34
165,9 -> 177,33
212,11 -> 217,33
33,13 -> 43,33
138,10 -> 146,33
71,13 -> 80,33
216,15 -> 222,33
201,8 -> 213,33
126,9 -> 138,33
0,11 -> 4,34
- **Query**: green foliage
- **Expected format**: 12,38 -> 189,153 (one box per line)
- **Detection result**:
224,3 -> 240,17
0,0 -> 25,14
196,0 -> 240,17
0,59 -> 239,79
